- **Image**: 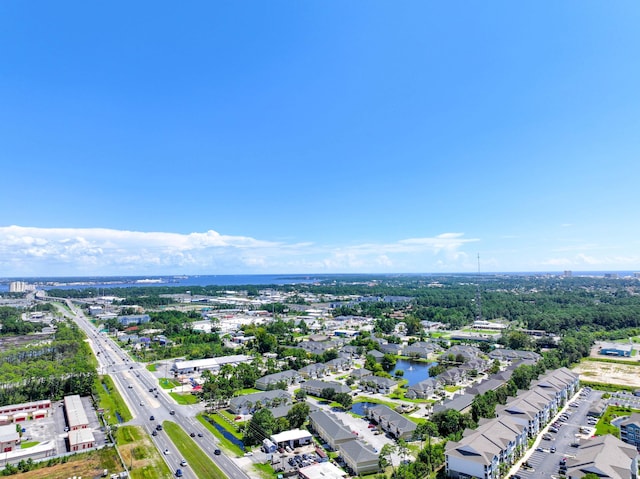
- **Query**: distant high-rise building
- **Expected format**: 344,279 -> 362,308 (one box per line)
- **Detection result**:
9,281 -> 27,293
563,271 -> 572,278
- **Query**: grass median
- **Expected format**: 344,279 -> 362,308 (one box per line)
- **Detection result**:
164,421 -> 227,479
95,374 -> 133,424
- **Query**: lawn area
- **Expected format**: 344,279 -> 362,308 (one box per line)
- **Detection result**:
163,421 -> 227,479
20,441 -> 39,448
95,374 -> 133,424
234,388 -> 261,396
159,378 -> 181,389
253,462 -> 276,479
116,426 -> 173,479
353,396 -> 399,410
146,364 -> 157,372
444,385 -> 460,393
197,413 -> 245,457
169,392 -> 200,405
595,405 -> 637,437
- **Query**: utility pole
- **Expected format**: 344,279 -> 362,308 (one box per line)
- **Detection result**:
475,253 -> 482,322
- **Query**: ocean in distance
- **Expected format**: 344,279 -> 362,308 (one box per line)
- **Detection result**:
1,271 -> 637,293
0,274 -> 326,293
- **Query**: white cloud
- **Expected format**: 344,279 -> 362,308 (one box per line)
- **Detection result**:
0,225 -> 480,276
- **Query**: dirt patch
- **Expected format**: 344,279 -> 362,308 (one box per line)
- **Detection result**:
13,447 -> 121,479
573,360 -> 640,388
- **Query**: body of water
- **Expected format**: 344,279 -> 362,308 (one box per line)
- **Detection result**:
392,359 -> 437,386
202,416 -> 245,450
0,274 -> 325,292
351,401 -> 380,416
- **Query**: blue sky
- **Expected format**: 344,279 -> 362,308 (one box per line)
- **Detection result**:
1,1 -> 640,276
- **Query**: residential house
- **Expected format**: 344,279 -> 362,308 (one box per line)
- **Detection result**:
403,341 -> 440,359
338,440 -> 380,476
309,410 -> 357,451
438,367 -> 466,386
406,378 -> 442,400
350,368 -> 373,380
301,380 -> 351,397
618,413 -> 640,450
564,434 -> 639,479
379,343 -> 403,355
445,416 -> 528,479
255,370 -> 301,391
324,357 -> 352,373
367,350 -> 385,363
361,376 -> 397,394
366,405 -> 416,440
446,345 -> 482,361
299,363 -> 327,379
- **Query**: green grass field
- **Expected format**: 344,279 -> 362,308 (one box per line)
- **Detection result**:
159,378 -> 181,389
146,364 -> 157,372
20,441 -> 39,448
197,413 -> 245,456
169,392 -> 200,405
95,375 -> 133,424
163,421 -> 227,479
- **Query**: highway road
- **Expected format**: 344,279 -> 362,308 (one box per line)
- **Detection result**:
55,298 -> 253,479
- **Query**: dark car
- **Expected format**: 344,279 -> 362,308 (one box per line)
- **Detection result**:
197,432 -> 203,437
190,432 -> 196,437
156,424 -> 163,431
214,449 -> 221,455
152,430 -> 158,436
150,415 -> 155,421
175,469 -> 183,477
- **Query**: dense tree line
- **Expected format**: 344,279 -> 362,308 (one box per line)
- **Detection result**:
0,321 -> 97,406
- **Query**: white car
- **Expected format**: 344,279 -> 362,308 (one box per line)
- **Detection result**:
180,460 -> 187,466
164,449 -> 170,455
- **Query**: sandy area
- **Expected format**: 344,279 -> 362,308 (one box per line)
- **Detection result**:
572,360 -> 640,388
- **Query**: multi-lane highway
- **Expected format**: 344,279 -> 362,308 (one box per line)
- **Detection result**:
56,299 -> 252,479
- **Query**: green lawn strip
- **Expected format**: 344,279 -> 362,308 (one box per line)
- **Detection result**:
159,378 -> 181,389
234,388 -> 261,396
146,364 -> 157,372
584,357 -> 640,366
20,441 -> 39,448
444,385 -> 460,393
196,413 -> 245,456
163,421 -> 227,479
95,374 -> 133,424
580,381 -> 637,393
209,412 -> 243,439
253,462 -> 276,479
169,392 -> 200,405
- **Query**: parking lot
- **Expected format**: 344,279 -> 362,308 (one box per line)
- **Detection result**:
511,387 -> 603,479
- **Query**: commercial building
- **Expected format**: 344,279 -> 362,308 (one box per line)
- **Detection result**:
172,355 -> 252,375
0,424 -> 20,452
63,395 -> 89,431
68,428 -> 96,451
269,429 -> 312,449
